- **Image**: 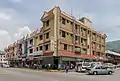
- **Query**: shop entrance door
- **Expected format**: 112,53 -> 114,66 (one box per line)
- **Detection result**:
54,57 -> 59,69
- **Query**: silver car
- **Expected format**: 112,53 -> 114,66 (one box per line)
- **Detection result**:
87,65 -> 114,75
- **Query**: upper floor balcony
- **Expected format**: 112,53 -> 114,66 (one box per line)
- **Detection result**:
81,32 -> 87,39
38,40 -> 44,45
60,37 -> 73,45
60,26 -> 73,34
74,47 -> 81,53
28,51 -> 43,56
74,29 -> 79,36
81,43 -> 87,49
75,40 -> 80,47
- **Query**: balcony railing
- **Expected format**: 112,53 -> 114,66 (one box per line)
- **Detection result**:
28,51 -> 43,56
75,41 -> 79,44
81,43 -> 87,48
81,33 -> 87,37
75,48 -> 81,53
34,51 -> 43,56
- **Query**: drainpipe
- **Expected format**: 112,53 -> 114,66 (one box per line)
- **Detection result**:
73,16 -> 76,58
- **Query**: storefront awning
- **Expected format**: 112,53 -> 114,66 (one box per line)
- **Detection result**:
61,57 -> 76,61
58,50 -> 97,60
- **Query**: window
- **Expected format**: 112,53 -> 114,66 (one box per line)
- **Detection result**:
67,33 -> 69,35
36,47 -> 38,51
1,59 -> 2,61
40,46 -> 43,50
83,63 -> 90,66
81,39 -> 83,43
20,44 -> 22,48
29,49 -> 33,53
71,34 -> 73,37
62,18 -> 65,25
88,31 -> 89,34
88,45 -> 89,49
59,31 -> 61,35
75,24 -> 78,30
93,51 -> 95,55
13,54 -> 14,56
46,20 -> 49,26
71,22 -> 73,25
45,45 -> 48,51
36,37 -> 38,39
81,28 -> 83,32
101,66 -> 107,69
96,66 -> 101,69
64,44 -> 67,50
98,52 -> 100,56
67,20 -> 69,23
75,36 -> 78,41
99,44 -> 101,48
39,35 -> 43,40
30,39 -> 33,45
62,31 -> 66,38
46,32 -> 49,39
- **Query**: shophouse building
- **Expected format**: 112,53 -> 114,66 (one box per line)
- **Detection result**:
4,6 -> 107,66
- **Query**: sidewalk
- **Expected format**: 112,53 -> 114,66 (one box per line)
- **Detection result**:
43,69 -> 75,72
20,68 -> 75,72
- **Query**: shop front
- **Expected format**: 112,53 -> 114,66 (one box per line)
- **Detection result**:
58,50 -> 101,65
25,51 -> 43,68
60,56 -> 76,65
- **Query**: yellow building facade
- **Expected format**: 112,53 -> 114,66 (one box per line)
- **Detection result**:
4,6 -> 107,65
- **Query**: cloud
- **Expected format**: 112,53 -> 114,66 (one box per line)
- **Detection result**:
1,26 -> 32,50
0,30 -> 12,50
0,8 -> 29,33
0,12 -> 11,20
1,0 -> 120,51
10,0 -> 21,3
13,26 -> 31,41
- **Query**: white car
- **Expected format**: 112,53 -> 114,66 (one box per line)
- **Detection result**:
75,62 -> 91,72
2,64 -> 10,68
104,63 -> 116,69
87,65 -> 114,75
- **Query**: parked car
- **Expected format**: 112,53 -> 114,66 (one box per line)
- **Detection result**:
2,63 -> 10,68
75,62 -> 91,72
87,65 -> 114,75
115,64 -> 120,68
104,63 -> 116,69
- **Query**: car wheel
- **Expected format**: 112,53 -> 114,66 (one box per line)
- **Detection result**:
93,71 -> 97,75
108,71 -> 112,75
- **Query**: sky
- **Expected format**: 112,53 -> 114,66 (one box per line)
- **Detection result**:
0,0 -> 120,50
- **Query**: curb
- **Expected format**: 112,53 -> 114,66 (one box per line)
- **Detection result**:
20,68 -> 70,72
42,70 -> 61,72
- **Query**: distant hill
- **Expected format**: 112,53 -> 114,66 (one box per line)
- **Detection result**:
106,40 -> 120,53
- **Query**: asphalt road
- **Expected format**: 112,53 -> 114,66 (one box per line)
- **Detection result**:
0,68 -> 119,81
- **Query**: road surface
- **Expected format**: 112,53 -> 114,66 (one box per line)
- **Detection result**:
0,68 -> 119,81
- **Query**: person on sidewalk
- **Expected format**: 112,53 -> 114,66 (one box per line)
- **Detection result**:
65,64 -> 69,73
58,64 -> 61,70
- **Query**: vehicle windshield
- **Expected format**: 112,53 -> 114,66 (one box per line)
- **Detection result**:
83,63 -> 90,66
90,64 -> 95,68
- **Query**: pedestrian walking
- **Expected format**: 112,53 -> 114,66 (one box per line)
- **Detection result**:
58,64 -> 61,70
65,64 -> 69,73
